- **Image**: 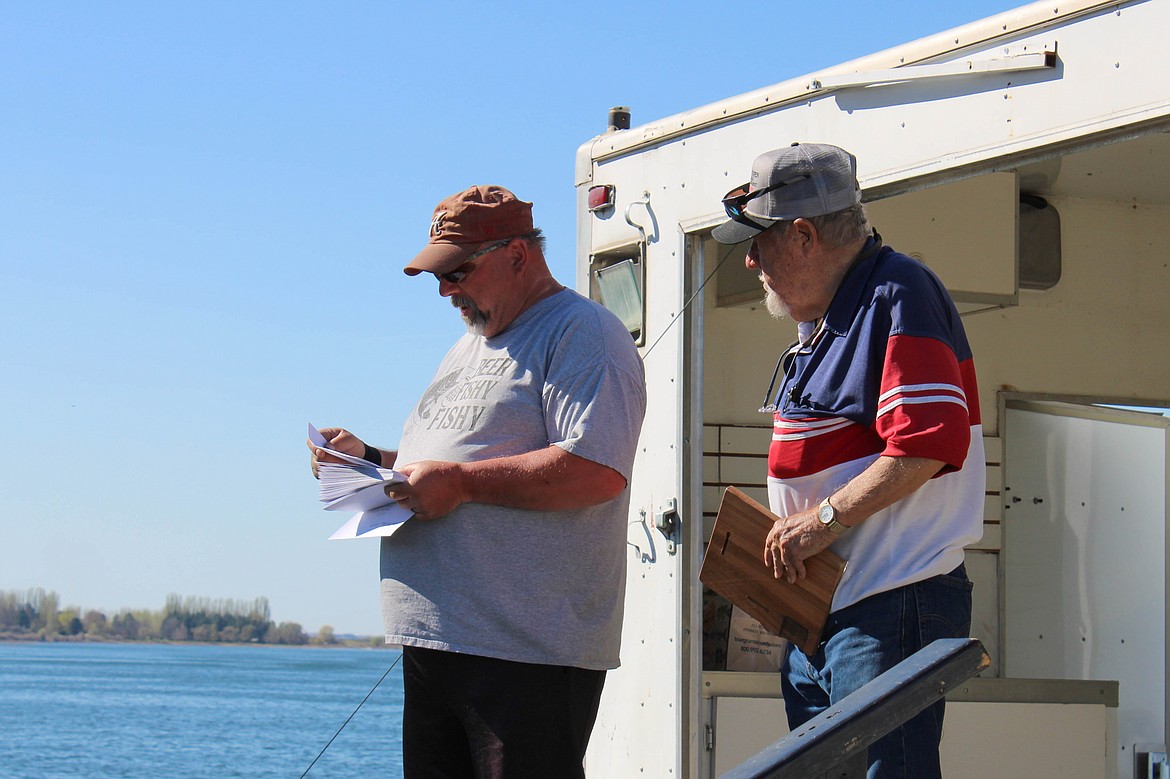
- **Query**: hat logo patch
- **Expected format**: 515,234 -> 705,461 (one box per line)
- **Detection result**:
430,211 -> 447,237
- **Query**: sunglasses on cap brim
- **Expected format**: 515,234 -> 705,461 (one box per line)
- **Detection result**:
721,174 -> 810,221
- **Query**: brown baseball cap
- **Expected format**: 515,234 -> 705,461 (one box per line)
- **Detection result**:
403,185 -> 534,276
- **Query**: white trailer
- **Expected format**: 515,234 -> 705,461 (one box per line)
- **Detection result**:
574,2 -> 1170,777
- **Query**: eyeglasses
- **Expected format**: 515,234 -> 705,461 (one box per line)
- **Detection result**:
758,318 -> 827,413
721,174 -> 810,222
433,239 -> 513,284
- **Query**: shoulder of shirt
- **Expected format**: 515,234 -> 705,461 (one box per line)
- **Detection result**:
875,246 -> 943,280
540,288 -> 632,336
546,290 -> 645,374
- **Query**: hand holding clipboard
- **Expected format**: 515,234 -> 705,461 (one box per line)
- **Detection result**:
699,487 -> 847,655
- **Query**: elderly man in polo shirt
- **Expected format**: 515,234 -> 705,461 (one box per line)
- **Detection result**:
311,185 -> 646,779
712,143 -> 985,778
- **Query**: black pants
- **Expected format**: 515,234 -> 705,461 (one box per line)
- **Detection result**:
401,646 -> 607,779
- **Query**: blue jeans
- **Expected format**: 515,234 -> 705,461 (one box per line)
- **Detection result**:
781,563 -> 973,779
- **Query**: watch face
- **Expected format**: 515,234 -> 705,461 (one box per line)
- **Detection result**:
819,500 -> 845,534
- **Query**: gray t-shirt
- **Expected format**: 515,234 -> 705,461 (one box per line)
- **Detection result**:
380,288 -> 646,670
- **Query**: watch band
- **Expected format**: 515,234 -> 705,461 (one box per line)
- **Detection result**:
819,497 -> 850,536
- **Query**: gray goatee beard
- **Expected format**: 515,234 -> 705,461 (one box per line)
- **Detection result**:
761,278 -> 791,320
452,294 -> 490,335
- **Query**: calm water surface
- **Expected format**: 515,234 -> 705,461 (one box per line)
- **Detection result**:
0,641 -> 404,778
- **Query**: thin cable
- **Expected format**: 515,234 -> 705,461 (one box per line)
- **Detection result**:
642,241 -> 743,359
299,653 -> 403,778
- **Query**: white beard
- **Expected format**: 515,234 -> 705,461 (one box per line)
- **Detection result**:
762,281 -> 791,320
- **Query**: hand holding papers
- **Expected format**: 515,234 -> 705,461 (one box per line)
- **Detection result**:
309,423 -> 413,540
317,461 -> 407,511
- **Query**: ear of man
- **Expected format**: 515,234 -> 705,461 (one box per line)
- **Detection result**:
791,218 -> 818,250
508,237 -> 528,270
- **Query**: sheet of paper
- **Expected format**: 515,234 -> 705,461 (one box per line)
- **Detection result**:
310,423 -> 414,540
307,423 -> 386,468
323,482 -> 402,512
316,462 -> 406,503
328,504 -> 413,540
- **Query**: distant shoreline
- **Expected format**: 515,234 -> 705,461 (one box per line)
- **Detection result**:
0,632 -> 390,649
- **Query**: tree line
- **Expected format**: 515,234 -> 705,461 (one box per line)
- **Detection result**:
0,588 -> 340,645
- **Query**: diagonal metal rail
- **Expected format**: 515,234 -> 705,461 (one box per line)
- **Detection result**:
723,638 -> 991,779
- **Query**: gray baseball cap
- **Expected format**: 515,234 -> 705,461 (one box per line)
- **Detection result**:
712,142 -> 861,245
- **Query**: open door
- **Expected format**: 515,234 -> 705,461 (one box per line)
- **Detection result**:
581,192 -> 699,778
1003,400 -> 1169,779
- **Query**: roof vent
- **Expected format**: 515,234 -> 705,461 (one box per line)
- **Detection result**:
608,106 -> 631,132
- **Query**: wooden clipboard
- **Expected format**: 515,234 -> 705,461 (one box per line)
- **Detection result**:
700,486 -> 847,655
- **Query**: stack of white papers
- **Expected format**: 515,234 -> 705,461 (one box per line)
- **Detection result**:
309,423 -> 414,540
317,461 -> 405,511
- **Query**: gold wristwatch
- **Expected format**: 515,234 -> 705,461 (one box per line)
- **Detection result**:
818,497 -> 850,536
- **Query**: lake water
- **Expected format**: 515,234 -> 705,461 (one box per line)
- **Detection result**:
0,641 -> 404,778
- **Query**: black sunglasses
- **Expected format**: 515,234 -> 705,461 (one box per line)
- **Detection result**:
721,174 -> 810,221
432,239 -> 513,284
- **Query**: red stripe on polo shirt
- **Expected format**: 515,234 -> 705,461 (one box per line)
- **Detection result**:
877,334 -> 976,470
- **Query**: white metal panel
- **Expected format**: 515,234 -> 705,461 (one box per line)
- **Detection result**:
942,701 -> 1118,778
576,0 -> 1121,178
581,147 -> 698,778
711,696 -> 787,776
965,550 -> 1000,676
963,197 -> 1170,415
864,172 -> 1018,303
707,689 -> 1117,777
577,0 -> 1170,224
1003,401 -> 1168,778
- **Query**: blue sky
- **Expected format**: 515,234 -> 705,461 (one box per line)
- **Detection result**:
2,1 -> 1025,635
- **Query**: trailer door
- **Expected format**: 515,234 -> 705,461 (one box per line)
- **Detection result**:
578,180 -> 701,777
1003,399 -> 1169,778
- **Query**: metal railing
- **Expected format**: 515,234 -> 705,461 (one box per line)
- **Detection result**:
722,638 -> 991,779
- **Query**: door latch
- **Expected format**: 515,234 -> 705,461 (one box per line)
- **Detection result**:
655,498 -> 680,555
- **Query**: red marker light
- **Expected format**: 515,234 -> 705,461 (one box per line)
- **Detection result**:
588,184 -> 615,213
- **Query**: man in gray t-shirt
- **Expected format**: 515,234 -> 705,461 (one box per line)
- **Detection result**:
309,185 -> 646,779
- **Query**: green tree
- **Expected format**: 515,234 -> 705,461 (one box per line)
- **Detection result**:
132,609 -> 162,639
58,609 -> 83,636
82,610 -> 108,636
271,621 -> 307,645
191,623 -> 218,642
38,591 -> 60,635
0,591 -> 19,628
0,590 -> 307,645
312,625 -> 336,645
112,612 -> 140,639
161,614 -> 190,641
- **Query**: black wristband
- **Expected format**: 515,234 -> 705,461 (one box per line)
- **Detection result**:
362,443 -> 381,465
